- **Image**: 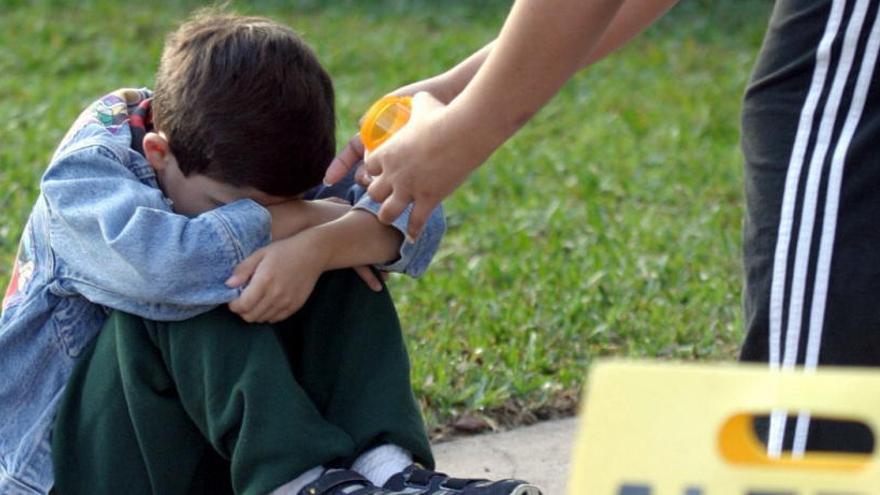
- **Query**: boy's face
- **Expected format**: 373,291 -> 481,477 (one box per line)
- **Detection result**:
157,157 -> 291,216
144,132 -> 291,216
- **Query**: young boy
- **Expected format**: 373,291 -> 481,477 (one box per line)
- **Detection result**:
0,11 -> 540,495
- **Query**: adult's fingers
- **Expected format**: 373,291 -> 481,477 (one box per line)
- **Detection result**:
324,135 -> 365,185
406,199 -> 436,241
366,175 -> 394,204
377,191 -> 411,226
363,144 -> 387,178
354,164 -> 373,188
411,90 -> 444,113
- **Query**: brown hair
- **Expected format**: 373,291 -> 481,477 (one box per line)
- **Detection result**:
152,11 -> 335,197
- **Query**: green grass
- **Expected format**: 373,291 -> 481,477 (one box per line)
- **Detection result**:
0,0 -> 774,430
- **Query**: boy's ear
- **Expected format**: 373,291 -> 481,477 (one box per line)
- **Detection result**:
143,132 -> 171,172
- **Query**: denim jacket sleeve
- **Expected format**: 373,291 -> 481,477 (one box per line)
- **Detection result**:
306,164 -> 445,277
41,138 -> 271,321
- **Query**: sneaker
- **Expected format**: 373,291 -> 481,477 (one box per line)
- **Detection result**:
297,469 -> 382,495
297,466 -> 543,495
383,464 -> 543,495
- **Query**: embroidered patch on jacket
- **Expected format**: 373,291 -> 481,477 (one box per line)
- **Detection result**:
61,89 -> 148,146
2,244 -> 34,312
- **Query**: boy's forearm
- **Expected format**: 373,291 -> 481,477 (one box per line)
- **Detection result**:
267,199 -> 350,240
306,210 -> 403,270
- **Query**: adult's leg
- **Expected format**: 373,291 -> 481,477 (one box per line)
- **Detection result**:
740,0 -> 880,453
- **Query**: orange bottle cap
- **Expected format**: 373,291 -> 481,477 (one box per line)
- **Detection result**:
360,95 -> 412,151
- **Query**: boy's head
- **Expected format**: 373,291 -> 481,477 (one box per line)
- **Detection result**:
143,11 -> 335,215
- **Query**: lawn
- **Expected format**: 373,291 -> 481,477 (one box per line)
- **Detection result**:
0,0 -> 774,432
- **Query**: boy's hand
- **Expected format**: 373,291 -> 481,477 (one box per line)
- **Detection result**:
226,233 -> 326,323
225,229 -> 385,324
353,265 -> 389,291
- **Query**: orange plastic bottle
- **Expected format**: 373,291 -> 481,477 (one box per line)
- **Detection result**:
359,95 -> 412,151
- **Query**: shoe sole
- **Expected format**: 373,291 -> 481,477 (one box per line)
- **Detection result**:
511,485 -> 543,495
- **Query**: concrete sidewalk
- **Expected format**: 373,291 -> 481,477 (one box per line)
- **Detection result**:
432,417 -> 578,495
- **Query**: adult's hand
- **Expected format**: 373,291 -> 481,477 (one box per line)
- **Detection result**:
363,91 -> 485,240
324,133 -> 366,187
323,70 -> 473,186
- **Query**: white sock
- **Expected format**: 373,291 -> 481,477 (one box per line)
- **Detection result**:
351,444 -> 413,487
270,466 -> 325,495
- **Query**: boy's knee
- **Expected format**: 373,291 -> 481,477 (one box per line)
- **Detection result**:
309,269 -> 395,311
290,269 -> 404,346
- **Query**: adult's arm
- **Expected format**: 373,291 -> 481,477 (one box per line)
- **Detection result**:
327,0 -> 678,239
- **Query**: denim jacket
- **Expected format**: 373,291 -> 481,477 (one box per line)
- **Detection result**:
0,88 -> 445,494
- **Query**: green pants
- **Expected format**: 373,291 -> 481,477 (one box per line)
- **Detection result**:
51,270 -> 433,495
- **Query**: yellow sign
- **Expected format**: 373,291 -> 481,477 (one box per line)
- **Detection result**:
568,361 -> 880,494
